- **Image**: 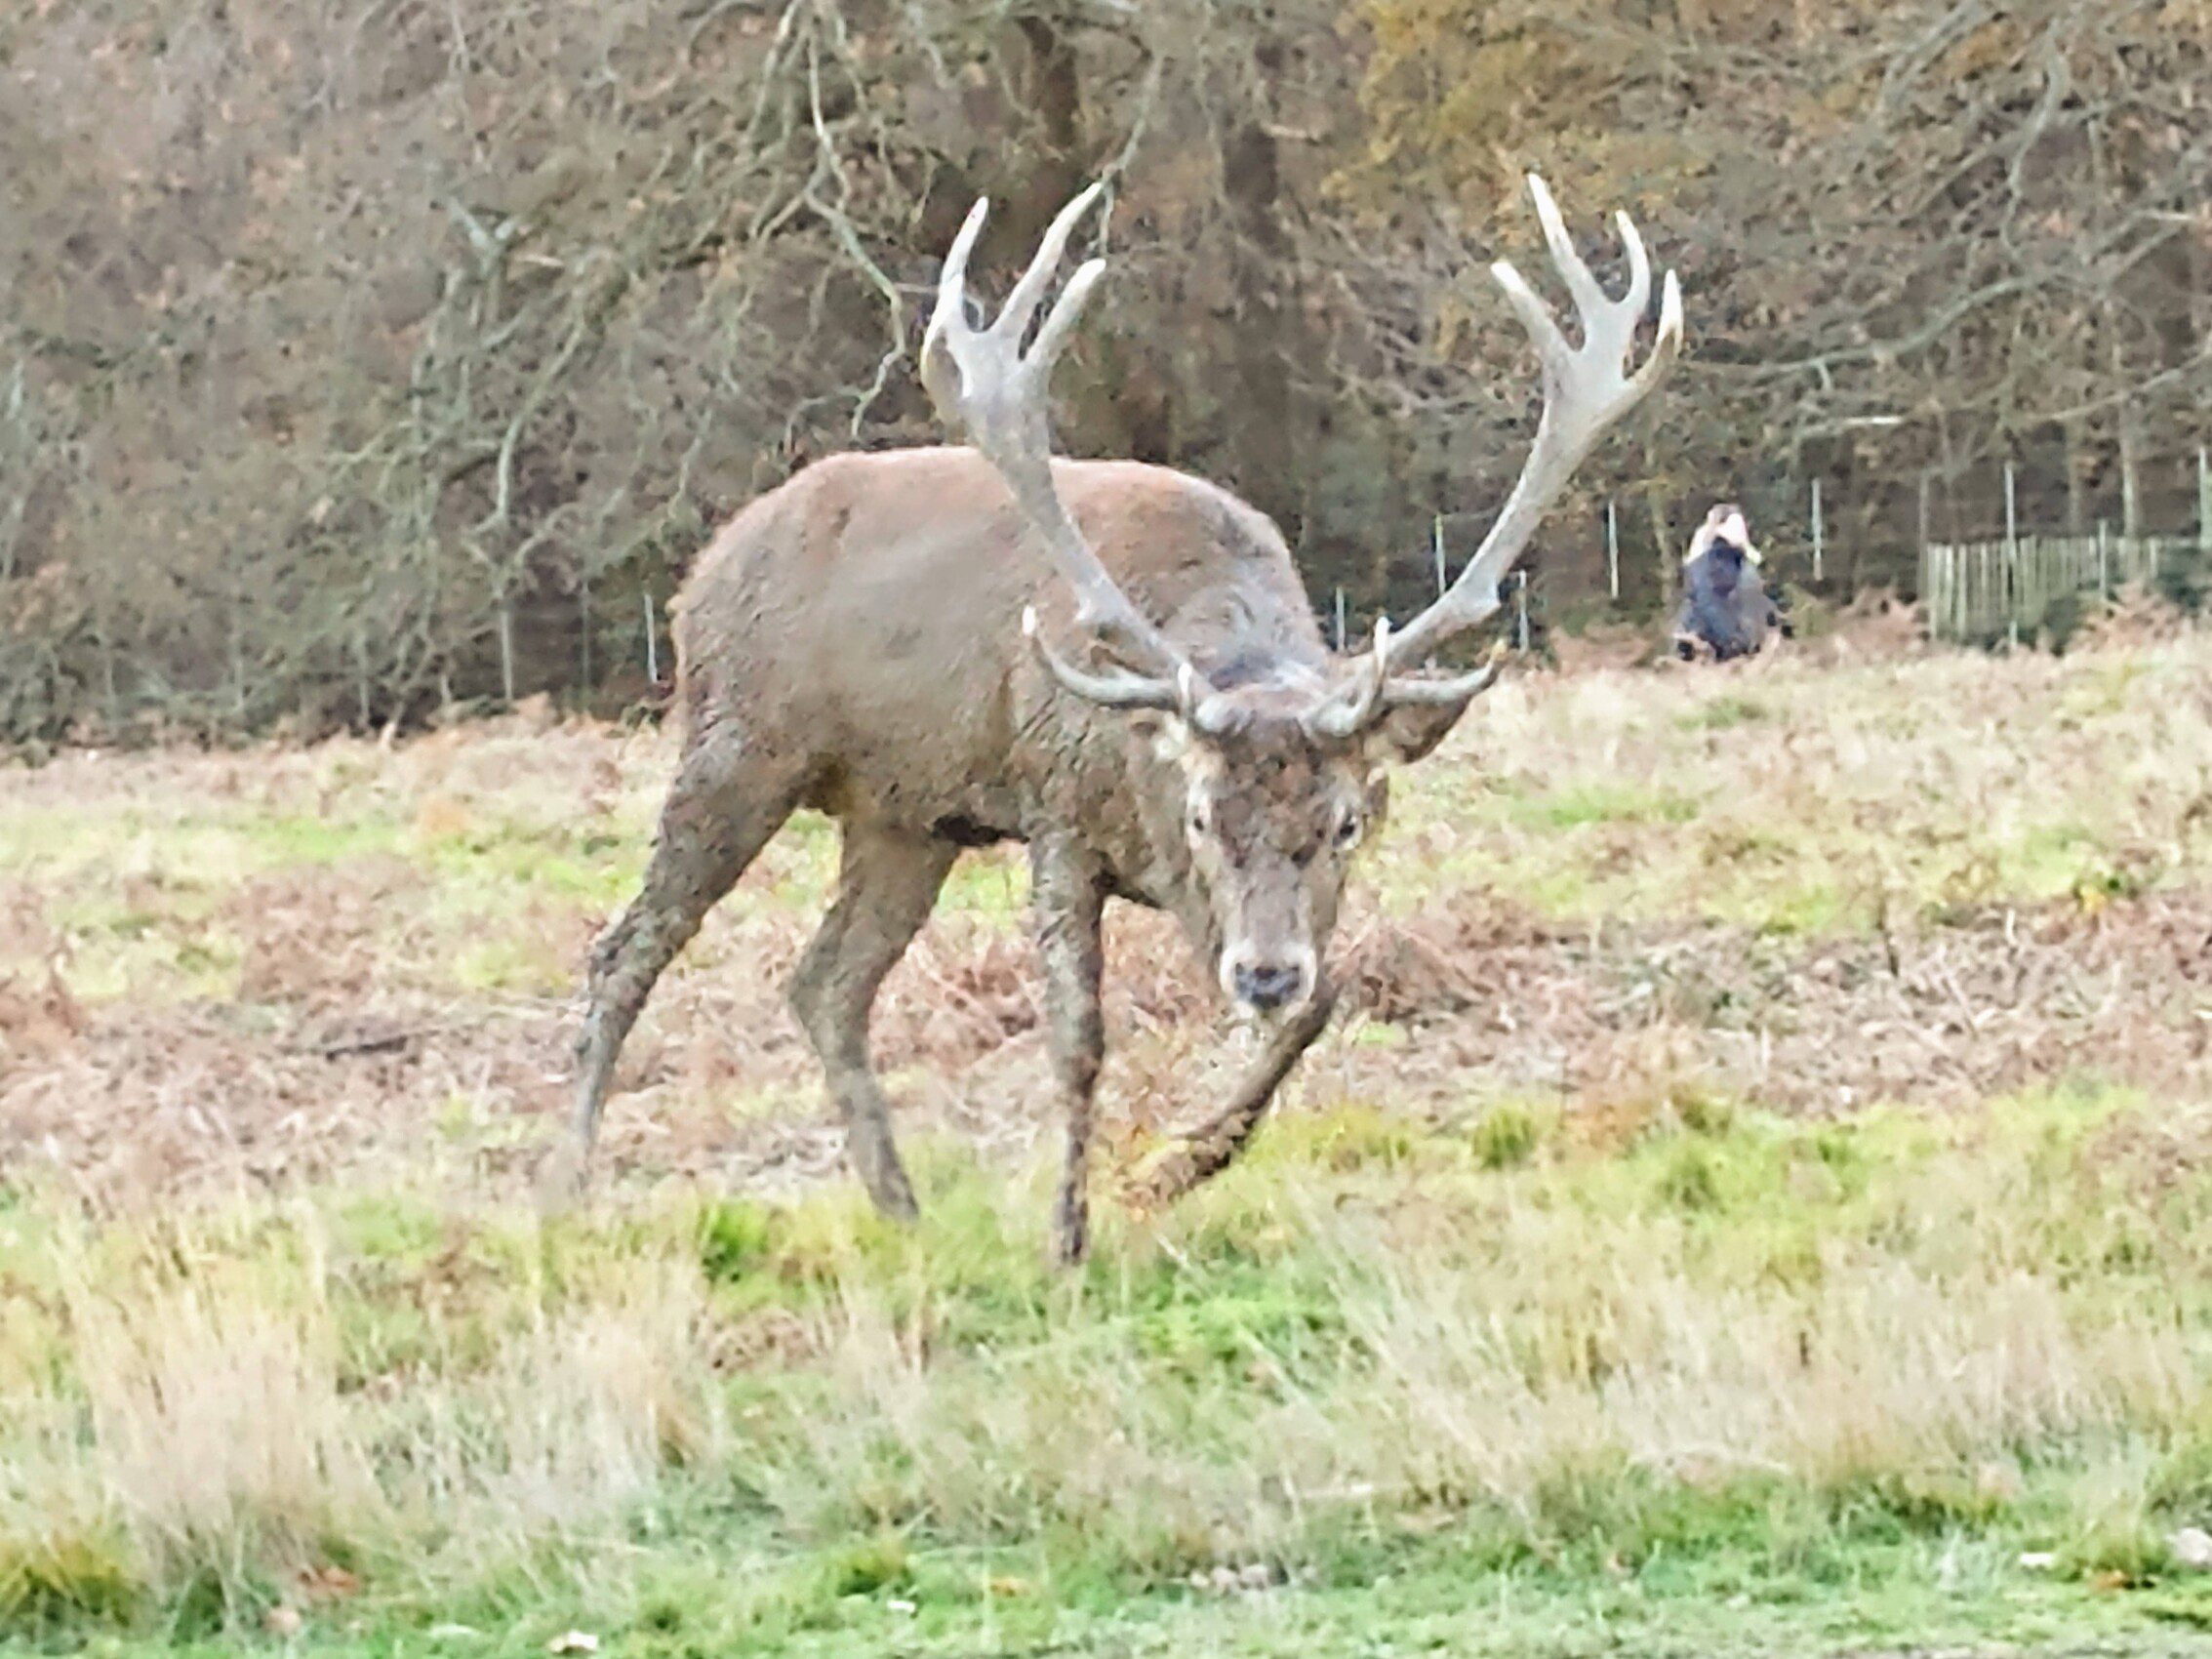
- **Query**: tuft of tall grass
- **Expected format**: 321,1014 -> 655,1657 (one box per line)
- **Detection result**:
0,1212 -> 723,1629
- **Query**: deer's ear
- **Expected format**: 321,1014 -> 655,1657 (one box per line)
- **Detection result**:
1362,699 -> 1474,767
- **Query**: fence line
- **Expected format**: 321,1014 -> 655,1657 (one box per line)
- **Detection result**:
1349,447 -> 2212,661
1920,532 -> 2192,644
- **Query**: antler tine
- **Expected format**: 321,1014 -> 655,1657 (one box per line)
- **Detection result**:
1614,208 -> 1653,319
1527,175 -> 1608,332
920,183 -> 1204,705
1377,640 -> 1508,708
1375,175 -> 1683,682
1000,182 -> 1106,348
1303,618 -> 1391,740
1020,607 -> 1185,712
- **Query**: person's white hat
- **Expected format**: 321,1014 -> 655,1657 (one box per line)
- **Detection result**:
1684,504 -> 1762,566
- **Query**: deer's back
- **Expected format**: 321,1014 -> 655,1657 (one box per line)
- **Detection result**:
669,446 -> 1319,827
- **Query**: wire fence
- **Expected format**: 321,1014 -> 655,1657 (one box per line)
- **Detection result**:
1336,442 -> 2212,657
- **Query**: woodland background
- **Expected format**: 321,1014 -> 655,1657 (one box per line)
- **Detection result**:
3,0 -> 2209,740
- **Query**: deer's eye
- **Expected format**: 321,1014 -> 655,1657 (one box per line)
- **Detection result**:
1186,799 -> 1213,839
1334,808 -> 1364,850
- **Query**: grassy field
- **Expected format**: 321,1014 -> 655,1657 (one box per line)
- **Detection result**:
11,626 -> 2212,1654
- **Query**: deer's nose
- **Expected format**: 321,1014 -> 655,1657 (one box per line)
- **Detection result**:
1231,960 -> 1306,1011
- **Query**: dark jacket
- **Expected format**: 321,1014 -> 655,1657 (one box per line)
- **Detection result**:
1673,539 -> 1784,661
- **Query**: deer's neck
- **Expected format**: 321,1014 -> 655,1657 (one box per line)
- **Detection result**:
1164,582 -> 1330,695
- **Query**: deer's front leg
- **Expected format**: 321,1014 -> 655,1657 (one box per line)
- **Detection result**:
1132,980 -> 1338,1209
1031,836 -> 1107,1265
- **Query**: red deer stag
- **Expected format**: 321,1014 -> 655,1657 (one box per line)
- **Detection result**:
569,176 -> 1682,1262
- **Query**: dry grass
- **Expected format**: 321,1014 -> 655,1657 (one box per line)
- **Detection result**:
8,633 -> 2212,1206
2,1208 -> 727,1623
753,1109 -> 2203,1562
11,636 -> 2212,1644
5,1086 -> 2212,1639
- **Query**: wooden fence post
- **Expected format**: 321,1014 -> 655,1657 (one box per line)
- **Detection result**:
2003,464 -> 2020,650
579,572 -> 594,696
227,583 -> 247,724
1605,498 -> 1620,601
1810,477 -> 1825,582
2198,448 -> 2210,559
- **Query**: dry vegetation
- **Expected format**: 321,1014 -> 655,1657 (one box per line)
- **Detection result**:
11,627 -> 2212,1203
11,635 -> 2212,1653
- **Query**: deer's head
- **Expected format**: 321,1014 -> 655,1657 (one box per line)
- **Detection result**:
922,178 -> 1681,1021
1106,679 -> 1461,1017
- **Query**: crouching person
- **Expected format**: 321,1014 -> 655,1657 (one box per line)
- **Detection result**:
1674,504 -> 1788,662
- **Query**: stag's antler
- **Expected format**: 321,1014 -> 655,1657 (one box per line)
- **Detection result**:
1308,175 -> 1683,739
922,184 -> 1224,724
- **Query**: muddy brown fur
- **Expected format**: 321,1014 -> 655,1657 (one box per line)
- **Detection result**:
573,175 -> 1687,1263
568,450 -> 1470,1262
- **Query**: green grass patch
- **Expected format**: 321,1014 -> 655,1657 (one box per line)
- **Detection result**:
12,1087 -> 2212,1650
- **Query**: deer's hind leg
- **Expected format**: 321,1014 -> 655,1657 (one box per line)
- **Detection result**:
566,722 -> 806,1186
788,823 -> 958,1222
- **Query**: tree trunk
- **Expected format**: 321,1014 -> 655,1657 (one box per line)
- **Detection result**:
1648,485 -> 1677,606
2110,297 -> 2144,536
2117,402 -> 2144,537
1220,38 -> 1300,522
1016,18 -> 1083,226
2064,418 -> 2089,534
